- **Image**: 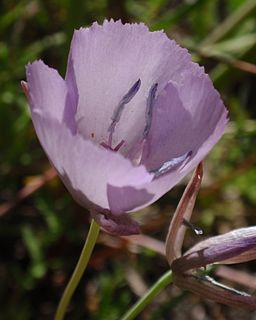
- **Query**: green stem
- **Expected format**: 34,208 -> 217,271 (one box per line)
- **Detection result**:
55,219 -> 100,320
121,270 -> 173,320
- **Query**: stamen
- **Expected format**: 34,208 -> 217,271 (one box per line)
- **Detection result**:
108,79 -> 141,146
143,83 -> 158,138
183,218 -> 203,235
151,151 -> 192,178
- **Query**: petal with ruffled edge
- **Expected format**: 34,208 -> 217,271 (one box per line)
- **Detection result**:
65,20 -> 201,156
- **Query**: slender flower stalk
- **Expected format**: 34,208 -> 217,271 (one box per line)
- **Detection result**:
55,219 -> 100,320
121,270 -> 173,320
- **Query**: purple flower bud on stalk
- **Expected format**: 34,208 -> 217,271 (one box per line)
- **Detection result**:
171,227 -> 256,311
23,20 -> 228,235
173,226 -> 256,273
166,164 -> 256,310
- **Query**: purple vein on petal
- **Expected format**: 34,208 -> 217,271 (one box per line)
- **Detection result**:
165,163 -> 203,265
108,79 -> 141,146
143,83 -> 158,139
151,150 -> 192,178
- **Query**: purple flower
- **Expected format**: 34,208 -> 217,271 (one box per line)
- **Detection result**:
23,20 -> 228,235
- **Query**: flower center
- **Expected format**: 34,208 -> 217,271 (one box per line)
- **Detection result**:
101,80 -> 192,178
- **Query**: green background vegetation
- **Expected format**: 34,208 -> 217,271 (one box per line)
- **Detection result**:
0,0 -> 256,319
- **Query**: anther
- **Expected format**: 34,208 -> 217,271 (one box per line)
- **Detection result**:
143,83 -> 158,139
108,79 -> 141,146
183,218 -> 203,235
119,79 -> 141,106
151,151 -> 192,178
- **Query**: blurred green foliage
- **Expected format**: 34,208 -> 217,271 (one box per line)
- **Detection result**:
0,0 -> 256,319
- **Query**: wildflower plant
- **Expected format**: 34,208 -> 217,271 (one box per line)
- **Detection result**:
22,20 -> 231,319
